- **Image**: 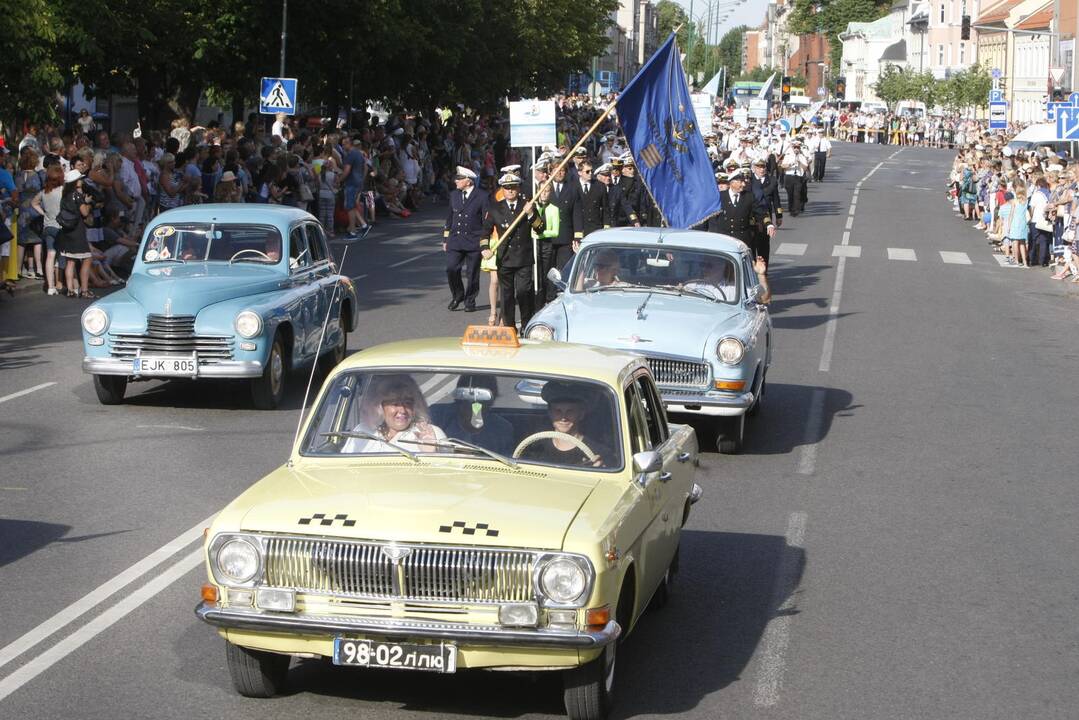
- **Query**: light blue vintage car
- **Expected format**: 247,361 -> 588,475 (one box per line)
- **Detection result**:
80,205 -> 358,409
524,228 -> 771,453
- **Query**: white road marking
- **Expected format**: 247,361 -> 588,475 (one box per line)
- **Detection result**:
888,247 -> 917,261
389,252 -> 435,268
841,231 -> 851,245
754,511 -> 808,707
848,206 -> 856,216
819,256 -> 847,374
992,254 -> 1018,268
775,243 -> 807,256
940,251 -> 972,265
351,273 -> 368,281
0,383 -> 56,406
897,185 -> 936,191
0,548 -> 204,703
0,516 -> 212,673
844,216 -> 854,230
383,235 -> 425,246
135,424 -> 205,432
796,389 -> 826,475
0,336 -> 35,342
831,245 -> 861,257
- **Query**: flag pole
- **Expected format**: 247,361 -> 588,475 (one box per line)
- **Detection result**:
495,100 -> 618,243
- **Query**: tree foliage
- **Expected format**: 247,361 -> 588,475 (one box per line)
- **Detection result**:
788,0 -> 890,70
2,0 -> 617,135
873,62 -> 992,112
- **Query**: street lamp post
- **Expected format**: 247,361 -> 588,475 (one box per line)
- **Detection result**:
280,0 -> 288,77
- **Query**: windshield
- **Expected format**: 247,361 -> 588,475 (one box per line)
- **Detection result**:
302,370 -> 624,472
142,223 -> 283,264
569,245 -> 740,303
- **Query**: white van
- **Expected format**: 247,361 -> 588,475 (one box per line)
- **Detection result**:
1006,123 -> 1075,157
862,101 -> 888,114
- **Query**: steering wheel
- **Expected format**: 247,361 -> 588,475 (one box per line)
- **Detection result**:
681,280 -> 728,302
229,248 -> 273,263
513,431 -> 599,463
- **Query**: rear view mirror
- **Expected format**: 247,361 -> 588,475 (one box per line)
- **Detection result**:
452,387 -> 493,403
645,257 -> 670,268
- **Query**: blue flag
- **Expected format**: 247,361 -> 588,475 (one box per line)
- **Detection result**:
616,33 -> 721,228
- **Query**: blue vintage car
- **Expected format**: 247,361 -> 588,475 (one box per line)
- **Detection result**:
80,205 -> 358,409
524,228 -> 771,453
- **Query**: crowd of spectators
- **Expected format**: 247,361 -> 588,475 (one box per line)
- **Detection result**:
948,126 -> 1078,281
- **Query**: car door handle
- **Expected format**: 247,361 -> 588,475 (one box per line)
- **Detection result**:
677,452 -> 692,463
658,472 -> 672,483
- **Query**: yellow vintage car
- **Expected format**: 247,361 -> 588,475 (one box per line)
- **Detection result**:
196,327 -> 702,720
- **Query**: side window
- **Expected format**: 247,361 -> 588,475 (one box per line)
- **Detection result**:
742,254 -> 758,295
305,223 -> 328,263
634,375 -> 668,447
624,384 -> 651,454
289,226 -> 311,271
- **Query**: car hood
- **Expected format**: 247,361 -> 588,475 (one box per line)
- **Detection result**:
560,290 -> 741,359
237,461 -> 602,549
125,263 -> 284,315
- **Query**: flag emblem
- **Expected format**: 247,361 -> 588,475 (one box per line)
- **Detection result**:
640,144 -> 663,169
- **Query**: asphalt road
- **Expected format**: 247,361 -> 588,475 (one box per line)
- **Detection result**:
2,142 -> 1079,720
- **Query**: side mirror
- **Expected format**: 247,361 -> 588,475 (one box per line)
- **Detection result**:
632,450 -> 663,485
745,285 -> 760,305
547,267 -> 567,291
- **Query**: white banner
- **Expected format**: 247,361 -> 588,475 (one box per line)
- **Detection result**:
508,99 -> 557,148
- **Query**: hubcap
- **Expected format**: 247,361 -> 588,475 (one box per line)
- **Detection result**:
270,345 -> 283,395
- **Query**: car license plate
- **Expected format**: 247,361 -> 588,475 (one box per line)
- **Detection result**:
332,638 -> 457,673
131,356 -> 197,377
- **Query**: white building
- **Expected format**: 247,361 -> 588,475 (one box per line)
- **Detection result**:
839,14 -> 904,102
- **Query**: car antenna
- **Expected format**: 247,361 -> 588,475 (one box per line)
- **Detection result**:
293,242 -> 353,454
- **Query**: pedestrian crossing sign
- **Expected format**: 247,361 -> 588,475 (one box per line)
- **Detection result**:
260,77 -> 297,116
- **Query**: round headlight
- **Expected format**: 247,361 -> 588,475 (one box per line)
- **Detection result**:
216,538 -> 260,584
540,557 -> 588,604
527,324 -> 555,341
717,337 -> 744,365
81,307 -> 109,336
234,311 -> 262,339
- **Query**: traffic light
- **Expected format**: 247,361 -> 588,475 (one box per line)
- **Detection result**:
835,76 -> 847,100
961,14 -> 970,40
782,76 -> 792,103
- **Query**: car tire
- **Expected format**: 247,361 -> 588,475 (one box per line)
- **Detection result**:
716,414 -> 744,454
748,375 -> 765,418
563,637 -> 617,720
251,333 -> 286,410
225,641 -> 289,698
92,375 -> 127,405
318,305 -> 348,377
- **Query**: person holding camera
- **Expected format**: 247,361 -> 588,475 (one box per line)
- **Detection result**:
54,170 -> 95,298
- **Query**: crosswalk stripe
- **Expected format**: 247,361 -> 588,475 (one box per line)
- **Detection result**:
940,251 -> 972,265
887,248 -> 917,261
992,254 -> 1018,268
775,243 -> 807,256
832,245 -> 861,258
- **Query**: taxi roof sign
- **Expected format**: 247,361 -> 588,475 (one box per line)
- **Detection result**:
462,325 -> 521,348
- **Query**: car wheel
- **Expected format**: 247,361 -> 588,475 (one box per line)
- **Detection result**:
563,636 -> 617,720
92,375 -> 127,405
716,414 -> 744,454
225,641 -> 289,698
748,375 -> 765,418
318,305 -> 348,376
251,333 -> 286,410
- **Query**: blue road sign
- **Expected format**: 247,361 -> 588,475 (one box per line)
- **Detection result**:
259,77 -> 297,115
1048,92 -> 1079,122
1056,97 -> 1079,140
989,102 -> 1008,130
991,67 -> 1002,80
989,89 -> 1004,103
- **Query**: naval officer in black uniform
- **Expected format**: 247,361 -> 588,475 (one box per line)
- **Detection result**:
442,166 -> 488,312
481,172 -> 544,328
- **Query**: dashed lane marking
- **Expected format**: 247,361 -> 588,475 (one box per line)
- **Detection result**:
940,251 -> 972,265
775,243 -> 808,256
887,247 -> 917,261
832,245 -> 862,258
389,252 -> 435,269
844,216 -> 854,230
754,511 -> 808,707
0,383 -> 56,406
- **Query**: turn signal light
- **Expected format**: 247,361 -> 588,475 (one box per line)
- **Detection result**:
201,584 -> 219,603
585,605 -> 611,629
714,380 -> 746,391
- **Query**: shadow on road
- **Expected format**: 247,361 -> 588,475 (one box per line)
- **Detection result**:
0,518 -> 126,568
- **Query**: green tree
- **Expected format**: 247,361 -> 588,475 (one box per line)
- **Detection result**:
0,0 -> 65,130
656,0 -> 692,48
872,63 -> 908,108
788,0 -> 891,70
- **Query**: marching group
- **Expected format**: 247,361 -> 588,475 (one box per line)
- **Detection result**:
951,129 -> 1079,282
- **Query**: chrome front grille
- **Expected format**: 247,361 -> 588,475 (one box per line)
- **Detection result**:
262,537 -> 536,604
108,313 -> 234,363
646,356 -> 711,389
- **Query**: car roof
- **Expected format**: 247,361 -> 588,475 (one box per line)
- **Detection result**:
1010,123 -> 1058,142
148,204 -> 316,226
334,337 -> 647,386
580,227 -> 749,254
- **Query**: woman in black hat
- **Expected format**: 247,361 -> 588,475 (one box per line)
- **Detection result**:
519,381 -> 613,468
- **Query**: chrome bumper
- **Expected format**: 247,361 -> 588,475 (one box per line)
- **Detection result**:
195,602 -> 621,649
662,389 -> 755,417
82,357 -> 263,378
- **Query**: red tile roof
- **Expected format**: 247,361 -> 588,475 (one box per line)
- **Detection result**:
975,0 -> 1023,25
1016,3 -> 1053,29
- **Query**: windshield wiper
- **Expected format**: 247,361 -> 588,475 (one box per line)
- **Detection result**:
585,282 -> 651,293
653,283 -> 723,302
437,437 -> 519,469
319,431 -> 419,462
145,256 -> 186,264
